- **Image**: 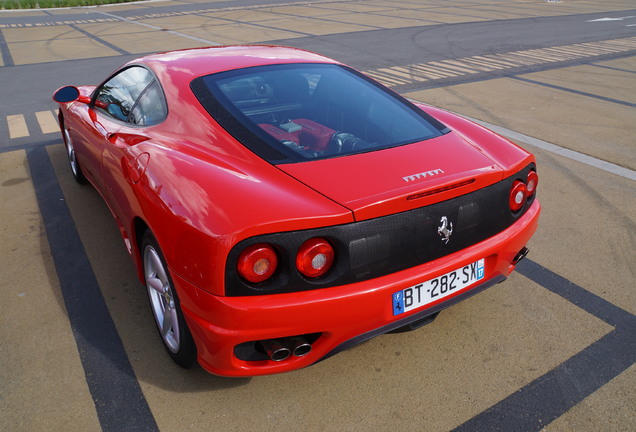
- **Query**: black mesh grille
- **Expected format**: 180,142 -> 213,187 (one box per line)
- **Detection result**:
225,164 -> 536,296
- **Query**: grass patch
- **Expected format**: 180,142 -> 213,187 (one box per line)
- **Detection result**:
0,0 -> 138,9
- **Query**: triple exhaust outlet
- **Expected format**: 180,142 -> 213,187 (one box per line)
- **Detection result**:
260,337 -> 312,362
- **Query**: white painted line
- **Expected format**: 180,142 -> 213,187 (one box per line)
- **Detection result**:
365,71 -> 409,86
467,117 -> 636,182
35,111 -> 59,134
7,115 -> 29,139
411,64 -> 451,79
391,66 -> 432,81
587,16 -> 635,22
96,11 -> 222,46
376,67 -> 417,83
433,60 -> 480,74
472,55 -> 517,68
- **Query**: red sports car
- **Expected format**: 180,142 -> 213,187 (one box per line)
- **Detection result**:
53,46 -> 540,376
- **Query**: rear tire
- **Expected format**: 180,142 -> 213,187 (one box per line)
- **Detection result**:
142,230 -> 197,368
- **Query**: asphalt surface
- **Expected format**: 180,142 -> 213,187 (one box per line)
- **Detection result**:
1,1 -> 635,431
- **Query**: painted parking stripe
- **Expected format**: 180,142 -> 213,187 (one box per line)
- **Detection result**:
466,116 -> 636,182
377,66 -> 422,81
461,58 -> 501,71
6,111 -> 60,139
7,114 -> 28,139
503,52 -> 546,64
540,48 -> 583,59
366,36 -> 636,88
27,146 -> 159,431
0,18 -> 119,28
454,259 -> 636,431
430,60 -> 480,74
36,111 -> 59,134
366,70 -> 411,85
473,55 -> 519,68
415,64 -> 459,77
410,65 -> 448,79
96,10 -> 222,46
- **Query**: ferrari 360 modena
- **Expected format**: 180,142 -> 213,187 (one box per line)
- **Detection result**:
53,45 -> 540,376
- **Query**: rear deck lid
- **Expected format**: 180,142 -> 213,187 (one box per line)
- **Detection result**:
278,132 -> 504,221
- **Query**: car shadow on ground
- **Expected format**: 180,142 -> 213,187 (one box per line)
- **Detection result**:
46,143 -> 253,392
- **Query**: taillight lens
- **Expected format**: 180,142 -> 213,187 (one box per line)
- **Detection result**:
237,244 -> 278,283
526,170 -> 538,196
509,180 -> 527,212
296,238 -> 335,278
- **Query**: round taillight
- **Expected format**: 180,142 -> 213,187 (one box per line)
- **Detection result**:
296,238 -> 335,278
237,244 -> 278,283
509,180 -> 527,212
526,170 -> 538,196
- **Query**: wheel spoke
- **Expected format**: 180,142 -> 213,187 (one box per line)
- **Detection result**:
170,308 -> 180,347
162,306 -> 174,337
147,277 -> 165,294
149,250 -> 168,283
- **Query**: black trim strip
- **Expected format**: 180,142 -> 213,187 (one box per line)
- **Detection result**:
0,28 -> 14,67
26,146 -> 158,432
226,164 -> 534,296
453,259 -> 636,431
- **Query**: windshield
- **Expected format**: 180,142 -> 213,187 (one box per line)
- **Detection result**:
191,63 -> 446,164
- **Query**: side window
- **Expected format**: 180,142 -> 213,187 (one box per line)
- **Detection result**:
94,67 -> 154,122
129,81 -> 167,126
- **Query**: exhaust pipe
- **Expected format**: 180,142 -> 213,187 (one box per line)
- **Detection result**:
290,337 -> 312,357
259,336 -> 313,361
512,247 -> 529,265
260,339 -> 291,362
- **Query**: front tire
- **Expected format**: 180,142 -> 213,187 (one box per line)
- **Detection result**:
62,127 -> 88,184
142,231 -> 197,368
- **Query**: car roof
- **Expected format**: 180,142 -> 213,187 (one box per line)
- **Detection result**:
128,45 -> 338,82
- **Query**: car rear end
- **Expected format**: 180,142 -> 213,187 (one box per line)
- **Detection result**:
176,194 -> 539,376
174,152 -> 540,376
176,54 -> 540,376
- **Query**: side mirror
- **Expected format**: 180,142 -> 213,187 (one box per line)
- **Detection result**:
53,86 -> 80,103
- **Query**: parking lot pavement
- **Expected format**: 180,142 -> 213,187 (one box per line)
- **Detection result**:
2,0 -> 636,65
1,0 -> 635,431
5,132 -> 632,430
406,57 -> 636,314
1,150 -> 101,432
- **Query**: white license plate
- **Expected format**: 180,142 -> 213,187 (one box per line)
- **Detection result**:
392,259 -> 485,315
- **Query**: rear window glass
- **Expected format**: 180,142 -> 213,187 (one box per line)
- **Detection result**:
191,63 -> 446,163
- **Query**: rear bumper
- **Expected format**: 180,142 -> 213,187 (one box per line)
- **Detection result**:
176,199 -> 540,377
